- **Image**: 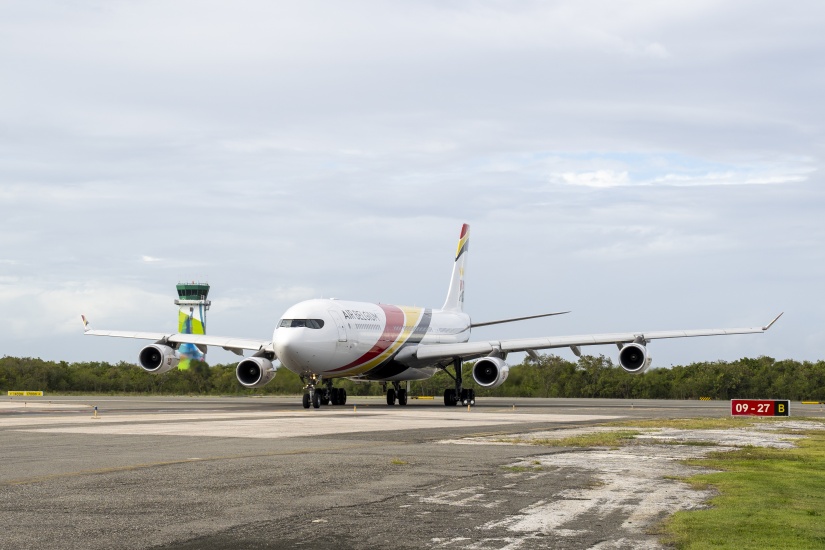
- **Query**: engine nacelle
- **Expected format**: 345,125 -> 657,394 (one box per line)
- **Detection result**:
138,344 -> 179,374
236,357 -> 277,388
472,357 -> 510,389
619,343 -> 651,374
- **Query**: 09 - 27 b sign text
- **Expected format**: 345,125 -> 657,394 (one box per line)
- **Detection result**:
730,399 -> 790,417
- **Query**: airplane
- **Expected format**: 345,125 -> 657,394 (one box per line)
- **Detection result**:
82,224 -> 783,409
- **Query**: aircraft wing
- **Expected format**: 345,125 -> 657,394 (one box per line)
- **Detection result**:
414,313 -> 783,362
82,317 -> 271,355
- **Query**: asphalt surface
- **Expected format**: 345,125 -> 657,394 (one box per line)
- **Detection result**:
2,396 -> 823,549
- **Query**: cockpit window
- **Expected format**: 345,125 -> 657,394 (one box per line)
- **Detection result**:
278,319 -> 325,329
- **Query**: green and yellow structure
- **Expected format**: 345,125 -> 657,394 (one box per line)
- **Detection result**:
174,282 -> 211,370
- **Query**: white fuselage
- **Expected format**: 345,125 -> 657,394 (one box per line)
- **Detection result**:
272,299 -> 471,381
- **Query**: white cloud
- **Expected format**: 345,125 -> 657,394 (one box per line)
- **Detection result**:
0,0 -> 823,365
554,170 -> 630,188
0,281 -> 170,339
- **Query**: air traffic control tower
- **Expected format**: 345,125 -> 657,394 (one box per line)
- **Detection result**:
175,282 -> 211,370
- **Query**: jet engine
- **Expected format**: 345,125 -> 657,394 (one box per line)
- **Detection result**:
472,357 -> 510,388
618,343 -> 651,374
138,344 -> 179,373
236,357 -> 277,388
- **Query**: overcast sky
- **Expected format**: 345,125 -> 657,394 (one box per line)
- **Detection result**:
1,1 -> 823,367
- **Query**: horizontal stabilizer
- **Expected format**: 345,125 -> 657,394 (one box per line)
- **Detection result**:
471,311 -> 570,328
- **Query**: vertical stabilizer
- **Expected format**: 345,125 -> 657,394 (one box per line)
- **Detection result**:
175,282 -> 210,369
441,224 -> 469,312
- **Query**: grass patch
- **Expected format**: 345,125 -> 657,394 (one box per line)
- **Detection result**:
609,416 -> 825,432
498,430 -> 641,448
608,417 -> 761,430
659,432 -> 825,548
389,458 -> 408,466
642,439 -> 720,447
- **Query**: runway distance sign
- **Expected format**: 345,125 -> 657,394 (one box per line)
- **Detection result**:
731,399 -> 790,417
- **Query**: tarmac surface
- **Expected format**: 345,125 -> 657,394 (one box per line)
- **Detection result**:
2,395 -> 823,549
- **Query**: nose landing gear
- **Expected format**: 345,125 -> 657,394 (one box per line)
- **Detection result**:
301,377 -> 347,409
301,382 -> 321,409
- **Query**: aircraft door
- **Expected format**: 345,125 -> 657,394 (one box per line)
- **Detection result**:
328,310 -> 348,342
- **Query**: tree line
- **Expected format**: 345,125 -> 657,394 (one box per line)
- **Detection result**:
1,354 -> 823,400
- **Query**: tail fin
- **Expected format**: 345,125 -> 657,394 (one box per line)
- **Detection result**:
178,304 -> 207,370
441,223 -> 469,312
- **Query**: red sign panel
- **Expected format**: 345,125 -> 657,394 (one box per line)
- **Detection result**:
731,399 -> 790,417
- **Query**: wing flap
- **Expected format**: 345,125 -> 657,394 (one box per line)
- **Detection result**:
167,334 -> 270,352
84,329 -> 169,340
416,342 -> 493,360
83,329 -> 269,352
414,315 -> 781,362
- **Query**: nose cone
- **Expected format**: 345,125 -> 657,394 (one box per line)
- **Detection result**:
273,310 -> 337,373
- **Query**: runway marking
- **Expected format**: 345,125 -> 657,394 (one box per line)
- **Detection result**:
10,411 -> 620,439
0,402 -> 90,410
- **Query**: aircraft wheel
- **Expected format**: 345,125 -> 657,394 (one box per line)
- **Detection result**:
398,389 -> 408,406
312,391 -> 321,409
302,393 -> 310,409
387,388 -> 396,406
469,389 -> 476,406
341,388 -> 347,405
444,389 -> 456,406
330,389 -> 340,406
321,393 -> 330,406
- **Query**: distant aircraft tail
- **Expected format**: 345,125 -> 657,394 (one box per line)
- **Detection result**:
441,223 -> 469,312
178,305 -> 206,369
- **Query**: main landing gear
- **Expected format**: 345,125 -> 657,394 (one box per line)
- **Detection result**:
301,378 -> 347,409
385,381 -> 408,406
443,358 -> 475,407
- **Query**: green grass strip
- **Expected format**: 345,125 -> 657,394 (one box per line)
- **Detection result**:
497,430 -> 641,448
660,431 -> 825,549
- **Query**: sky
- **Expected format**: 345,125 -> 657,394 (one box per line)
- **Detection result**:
1,0 -> 823,368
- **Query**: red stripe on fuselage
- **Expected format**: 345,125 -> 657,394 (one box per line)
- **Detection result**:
327,304 -> 405,372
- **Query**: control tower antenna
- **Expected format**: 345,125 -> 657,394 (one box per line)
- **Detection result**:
175,282 -> 211,370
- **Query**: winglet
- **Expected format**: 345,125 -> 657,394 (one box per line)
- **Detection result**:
762,312 -> 783,331
81,315 -> 91,333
